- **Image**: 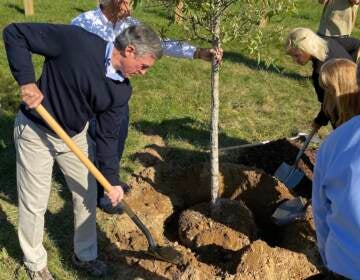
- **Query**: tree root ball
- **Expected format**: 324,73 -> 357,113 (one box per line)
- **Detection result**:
178,198 -> 257,252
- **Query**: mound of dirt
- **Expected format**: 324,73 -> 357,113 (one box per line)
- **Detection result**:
109,179 -> 174,251
236,240 -> 319,280
179,199 -> 257,250
178,198 -> 257,274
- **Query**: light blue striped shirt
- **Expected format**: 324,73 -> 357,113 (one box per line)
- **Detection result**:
71,7 -> 196,59
313,115 -> 360,279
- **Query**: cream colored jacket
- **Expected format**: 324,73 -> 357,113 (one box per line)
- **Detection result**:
318,0 -> 358,36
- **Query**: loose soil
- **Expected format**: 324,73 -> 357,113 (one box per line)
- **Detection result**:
100,137 -> 322,279
225,138 -> 317,198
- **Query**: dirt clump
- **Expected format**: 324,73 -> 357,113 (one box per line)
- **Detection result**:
105,238 -> 225,279
179,199 -> 258,273
179,198 -> 257,250
236,240 -> 319,279
108,177 -> 174,250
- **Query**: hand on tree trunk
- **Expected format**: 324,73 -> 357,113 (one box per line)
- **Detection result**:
194,47 -> 223,63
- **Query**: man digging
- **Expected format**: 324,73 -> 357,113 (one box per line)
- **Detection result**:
3,23 -> 162,279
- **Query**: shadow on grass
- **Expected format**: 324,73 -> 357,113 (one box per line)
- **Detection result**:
5,3 -> 25,14
130,117 -> 251,206
133,117 -> 247,151
224,51 -> 309,81
0,113 -> 22,265
0,206 -> 22,263
0,113 -> 17,203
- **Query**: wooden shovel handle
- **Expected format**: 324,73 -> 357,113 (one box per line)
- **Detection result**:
35,104 -> 114,193
35,104 -> 159,247
35,105 -> 139,217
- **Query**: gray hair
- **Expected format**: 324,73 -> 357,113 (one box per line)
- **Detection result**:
114,25 -> 163,59
286,27 -> 329,61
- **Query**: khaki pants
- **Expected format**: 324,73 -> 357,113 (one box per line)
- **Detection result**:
14,111 -> 97,272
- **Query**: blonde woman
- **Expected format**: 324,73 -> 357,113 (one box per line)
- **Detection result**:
320,58 -> 360,127
285,27 -> 356,131
312,58 -> 360,279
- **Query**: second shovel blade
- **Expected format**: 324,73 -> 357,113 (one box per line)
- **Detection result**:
274,163 -> 304,189
272,197 -> 307,225
283,169 -> 304,189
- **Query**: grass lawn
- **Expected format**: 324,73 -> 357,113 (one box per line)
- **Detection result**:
0,0 -> 359,279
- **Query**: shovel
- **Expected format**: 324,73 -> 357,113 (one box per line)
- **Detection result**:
274,128 -> 316,189
218,131 -> 310,154
272,197 -> 311,225
35,104 -> 182,265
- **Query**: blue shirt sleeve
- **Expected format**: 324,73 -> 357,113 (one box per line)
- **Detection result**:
162,39 -> 196,59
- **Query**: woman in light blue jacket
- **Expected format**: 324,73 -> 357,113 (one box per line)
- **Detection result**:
313,58 -> 360,279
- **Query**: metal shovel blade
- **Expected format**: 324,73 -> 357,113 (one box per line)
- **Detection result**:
274,128 -> 316,189
274,162 -> 304,189
148,245 -> 183,264
120,201 -> 183,264
272,197 -> 307,225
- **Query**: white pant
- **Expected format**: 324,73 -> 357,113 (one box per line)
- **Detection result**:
14,111 -> 97,271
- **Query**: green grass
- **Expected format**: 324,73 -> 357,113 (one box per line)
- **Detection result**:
0,0 -> 358,279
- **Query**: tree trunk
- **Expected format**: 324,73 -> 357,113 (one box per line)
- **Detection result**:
259,0 -> 270,27
24,0 -> 34,16
210,0 -> 221,206
175,0 -> 184,23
